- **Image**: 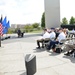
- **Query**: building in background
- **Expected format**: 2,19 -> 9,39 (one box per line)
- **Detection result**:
44,0 -> 60,28
11,24 -> 25,29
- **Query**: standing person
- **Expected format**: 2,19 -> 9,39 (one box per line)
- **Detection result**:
17,28 -> 21,37
47,28 -> 66,52
36,28 -> 50,49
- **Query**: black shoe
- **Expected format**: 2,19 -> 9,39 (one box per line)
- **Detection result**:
36,47 -> 40,49
64,52 -> 70,56
69,50 -> 74,54
42,46 -> 44,48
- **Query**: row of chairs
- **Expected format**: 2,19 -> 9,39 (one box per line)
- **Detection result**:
43,33 -> 75,52
43,38 -> 55,48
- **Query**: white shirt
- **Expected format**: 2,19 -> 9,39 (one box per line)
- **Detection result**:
57,32 -> 66,42
49,31 -> 56,39
42,32 -> 50,39
72,29 -> 75,33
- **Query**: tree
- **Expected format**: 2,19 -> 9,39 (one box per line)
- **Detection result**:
32,23 -> 39,28
69,16 -> 75,25
41,12 -> 45,28
24,24 -> 33,32
61,17 -> 68,25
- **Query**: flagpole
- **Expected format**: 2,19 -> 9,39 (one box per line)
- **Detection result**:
0,35 -> 1,47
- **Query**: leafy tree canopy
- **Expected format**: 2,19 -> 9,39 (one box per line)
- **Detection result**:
69,16 -> 75,25
32,23 -> 39,28
61,17 -> 68,25
41,12 -> 45,28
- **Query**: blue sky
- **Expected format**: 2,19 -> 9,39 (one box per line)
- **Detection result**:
0,0 -> 75,24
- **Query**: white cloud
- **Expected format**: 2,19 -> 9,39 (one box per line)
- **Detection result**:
0,0 -> 44,24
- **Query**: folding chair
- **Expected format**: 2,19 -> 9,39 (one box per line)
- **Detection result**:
55,39 -> 67,51
43,37 -> 55,48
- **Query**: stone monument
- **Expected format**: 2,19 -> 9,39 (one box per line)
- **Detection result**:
44,0 -> 60,28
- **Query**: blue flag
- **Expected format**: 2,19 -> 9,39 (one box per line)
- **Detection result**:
3,27 -> 8,34
3,20 -> 10,34
2,16 -> 7,27
2,16 -> 10,34
6,21 -> 10,28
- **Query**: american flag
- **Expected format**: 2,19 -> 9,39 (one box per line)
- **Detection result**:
0,23 -> 3,36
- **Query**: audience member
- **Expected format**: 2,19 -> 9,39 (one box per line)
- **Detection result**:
47,28 -> 66,52
54,28 -> 60,40
36,28 -> 50,49
49,28 -> 56,40
64,43 -> 75,56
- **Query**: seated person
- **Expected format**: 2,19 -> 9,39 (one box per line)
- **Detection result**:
49,28 -> 56,40
54,28 -> 60,40
36,28 -> 50,49
64,39 -> 75,56
47,28 -> 66,52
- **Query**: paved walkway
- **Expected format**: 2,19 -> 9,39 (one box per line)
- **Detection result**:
0,33 -> 75,75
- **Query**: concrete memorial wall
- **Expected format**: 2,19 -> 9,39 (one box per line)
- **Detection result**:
44,0 -> 60,28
